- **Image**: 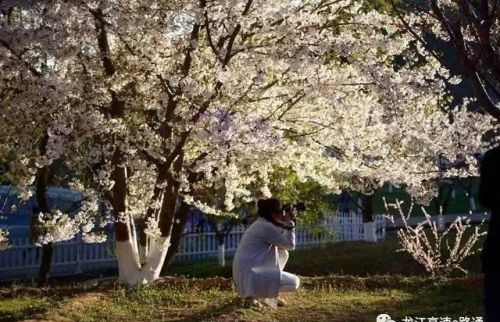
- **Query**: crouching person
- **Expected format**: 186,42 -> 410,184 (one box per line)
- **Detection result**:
232,198 -> 300,309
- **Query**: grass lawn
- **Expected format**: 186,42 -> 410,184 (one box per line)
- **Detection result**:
0,275 -> 484,322
167,231 -> 485,278
0,233 -> 485,322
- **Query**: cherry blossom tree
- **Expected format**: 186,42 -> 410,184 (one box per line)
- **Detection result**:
384,198 -> 486,277
0,0 -> 496,285
389,0 -> 500,121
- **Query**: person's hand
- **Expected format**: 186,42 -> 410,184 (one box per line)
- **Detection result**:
287,208 -> 298,222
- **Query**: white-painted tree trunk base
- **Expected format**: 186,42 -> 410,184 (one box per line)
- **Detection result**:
116,237 -> 171,286
218,244 -> 225,267
363,221 -> 377,243
116,240 -> 142,285
437,215 -> 445,231
139,245 -> 148,265
141,236 -> 171,282
469,197 -> 476,211
75,245 -> 82,274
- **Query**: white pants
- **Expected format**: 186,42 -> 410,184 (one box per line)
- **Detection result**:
279,271 -> 300,293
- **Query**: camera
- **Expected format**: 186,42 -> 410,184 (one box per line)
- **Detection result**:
282,202 -> 306,218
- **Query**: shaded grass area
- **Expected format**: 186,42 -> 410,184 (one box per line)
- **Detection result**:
0,296 -> 51,321
0,286 -> 92,321
0,275 -> 484,322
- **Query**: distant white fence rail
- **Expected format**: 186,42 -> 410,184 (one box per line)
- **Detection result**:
175,213 -> 386,262
0,212 -> 386,281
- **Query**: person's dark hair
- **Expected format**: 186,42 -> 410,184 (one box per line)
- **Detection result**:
257,198 -> 282,221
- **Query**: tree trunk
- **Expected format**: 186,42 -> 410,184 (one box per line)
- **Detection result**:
361,194 -> 374,222
161,201 -> 190,274
116,236 -> 171,285
137,218 -> 148,265
112,164 -> 180,285
437,214 -> 445,231
469,196 -> 476,212
218,243 -> 225,267
34,135 -> 53,287
114,200 -> 174,285
217,233 -> 225,267
435,183 -> 451,215
361,193 -> 377,243
37,243 -> 53,287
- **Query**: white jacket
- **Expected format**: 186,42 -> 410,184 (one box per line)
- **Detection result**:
232,217 -> 295,308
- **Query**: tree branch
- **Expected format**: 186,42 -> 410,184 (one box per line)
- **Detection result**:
89,8 -> 116,76
0,38 -> 42,77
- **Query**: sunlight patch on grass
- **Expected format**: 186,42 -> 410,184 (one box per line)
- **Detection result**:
0,296 -> 51,321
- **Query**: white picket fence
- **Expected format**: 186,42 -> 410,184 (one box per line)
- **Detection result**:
0,212 -> 386,281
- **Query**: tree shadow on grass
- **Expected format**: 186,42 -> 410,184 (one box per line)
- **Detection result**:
0,284 -> 110,322
384,281 -> 484,321
278,280 -> 484,322
177,297 -> 394,322
0,306 -> 48,322
179,297 -> 247,322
